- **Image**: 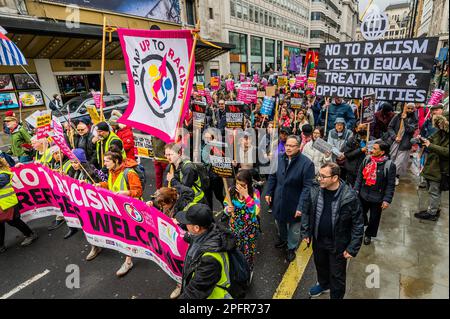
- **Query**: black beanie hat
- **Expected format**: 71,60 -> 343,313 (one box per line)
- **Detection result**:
96,122 -> 110,132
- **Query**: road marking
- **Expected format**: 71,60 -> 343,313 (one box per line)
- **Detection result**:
273,241 -> 313,299
0,269 -> 50,299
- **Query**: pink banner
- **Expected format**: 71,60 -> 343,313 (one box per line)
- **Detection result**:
50,119 -> 77,161
205,88 -> 213,105
11,164 -> 188,283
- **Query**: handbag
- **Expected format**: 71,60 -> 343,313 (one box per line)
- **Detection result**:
0,206 -> 14,222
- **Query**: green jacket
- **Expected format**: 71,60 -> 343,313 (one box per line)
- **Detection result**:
421,129 -> 449,182
9,125 -> 32,157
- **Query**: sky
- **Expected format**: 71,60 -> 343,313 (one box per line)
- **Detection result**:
358,0 -> 410,16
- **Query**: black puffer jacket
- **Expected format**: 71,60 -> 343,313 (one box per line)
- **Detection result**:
301,181 -> 364,257
342,135 -> 368,175
354,156 -> 397,204
172,185 -> 195,218
180,223 -> 236,299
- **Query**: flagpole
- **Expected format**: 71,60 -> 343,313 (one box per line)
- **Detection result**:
175,21 -> 200,132
99,16 -> 107,122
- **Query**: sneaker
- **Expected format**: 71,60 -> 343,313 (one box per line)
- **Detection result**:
20,232 -> 38,247
170,285 -> 182,299
0,246 -> 6,253
414,211 -> 438,221
309,283 -> 330,298
286,249 -> 296,263
274,240 -> 287,249
86,246 -> 102,261
364,236 -> 372,246
48,219 -> 65,231
395,178 -> 400,186
116,261 -> 133,277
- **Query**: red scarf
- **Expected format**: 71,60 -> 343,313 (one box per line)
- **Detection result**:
362,156 -> 388,186
300,133 -> 312,152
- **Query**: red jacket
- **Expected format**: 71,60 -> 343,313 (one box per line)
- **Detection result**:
117,126 -> 136,160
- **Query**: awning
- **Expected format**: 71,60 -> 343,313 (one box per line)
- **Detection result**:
0,15 -> 234,62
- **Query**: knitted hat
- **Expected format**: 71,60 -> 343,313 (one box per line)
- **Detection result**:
4,116 -> 17,122
335,117 -> 346,125
4,111 -> 15,117
72,148 -> 87,163
96,121 -> 110,132
109,115 -> 119,126
49,145 -> 60,155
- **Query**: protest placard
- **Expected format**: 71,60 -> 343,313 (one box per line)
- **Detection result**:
265,86 -> 276,97
316,37 -> 439,102
361,93 -> 376,124
49,118 -> 77,161
278,76 -> 288,87
36,111 -> 52,139
134,133 -> 154,159
209,154 -> 234,178
86,105 -> 101,125
192,101 -> 207,129
261,97 -> 275,116
225,101 -> 244,129
313,138 -> 333,154
210,76 -> 220,90
290,90 -> 304,109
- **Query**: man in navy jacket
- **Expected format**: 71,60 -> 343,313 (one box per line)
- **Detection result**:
266,135 -> 315,262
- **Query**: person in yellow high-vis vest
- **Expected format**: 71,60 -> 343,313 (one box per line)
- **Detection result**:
0,158 -> 38,253
88,151 -> 143,277
93,122 -> 126,169
164,143 -> 205,204
175,204 -> 235,299
31,136 -> 52,165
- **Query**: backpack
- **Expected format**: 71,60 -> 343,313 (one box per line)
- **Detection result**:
124,164 -> 146,191
182,161 -> 210,192
218,248 -> 251,299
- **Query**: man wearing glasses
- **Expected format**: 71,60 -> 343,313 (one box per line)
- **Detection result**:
73,120 -> 96,166
301,162 -> 364,299
266,135 -> 315,263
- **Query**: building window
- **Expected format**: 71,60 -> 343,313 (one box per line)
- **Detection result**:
249,5 -> 254,22
237,0 -> 242,19
255,7 -> 259,23
209,8 -> 214,20
242,2 -> 248,20
251,36 -> 262,73
185,0 -> 196,26
230,0 -> 236,17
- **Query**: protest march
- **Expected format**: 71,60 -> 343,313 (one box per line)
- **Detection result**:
0,1 -> 449,303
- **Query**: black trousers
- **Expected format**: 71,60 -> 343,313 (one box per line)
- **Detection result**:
0,206 -> 33,247
361,198 -> 383,237
313,237 -> 347,299
205,177 -> 225,209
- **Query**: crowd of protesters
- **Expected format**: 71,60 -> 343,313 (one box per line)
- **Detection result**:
1,71 -> 449,300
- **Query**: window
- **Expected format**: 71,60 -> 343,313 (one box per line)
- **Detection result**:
185,0 -> 196,26
237,1 -> 242,19
209,8 -> 214,20
242,2 -> 248,20
230,0 -> 236,17
255,7 -> 259,23
249,5 -> 254,22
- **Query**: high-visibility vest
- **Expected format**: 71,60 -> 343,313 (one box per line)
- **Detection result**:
193,252 -> 232,299
35,149 -> 52,164
0,170 -> 19,211
179,160 -> 204,204
96,132 -> 126,164
62,161 -> 72,175
108,170 -> 128,193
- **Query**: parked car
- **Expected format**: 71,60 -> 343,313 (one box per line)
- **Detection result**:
57,94 -> 129,123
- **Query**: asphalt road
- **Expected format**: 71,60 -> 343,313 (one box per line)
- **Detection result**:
0,158 -> 317,299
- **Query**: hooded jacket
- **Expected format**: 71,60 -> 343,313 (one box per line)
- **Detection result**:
301,181 -> 364,257
321,102 -> 356,131
374,110 -> 395,139
180,223 -> 236,299
421,117 -> 449,182
116,126 -> 136,160
354,156 -> 397,204
387,113 -> 418,151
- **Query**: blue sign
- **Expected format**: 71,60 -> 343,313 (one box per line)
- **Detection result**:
438,48 -> 448,62
260,97 -> 274,116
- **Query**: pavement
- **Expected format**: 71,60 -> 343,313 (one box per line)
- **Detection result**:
0,157 -> 448,299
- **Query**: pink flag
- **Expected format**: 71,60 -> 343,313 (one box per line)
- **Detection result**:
117,29 -> 195,143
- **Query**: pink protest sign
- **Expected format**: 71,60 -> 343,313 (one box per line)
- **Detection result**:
226,79 -> 235,92
205,88 -> 213,105
92,92 -> 105,109
50,119 -> 77,161
253,74 -> 260,83
12,164 -> 188,283
239,73 -> 245,82
428,89 -> 445,106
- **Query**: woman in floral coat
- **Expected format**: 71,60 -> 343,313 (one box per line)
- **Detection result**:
224,170 -> 261,273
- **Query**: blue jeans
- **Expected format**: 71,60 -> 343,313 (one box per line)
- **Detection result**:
276,220 -> 302,250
